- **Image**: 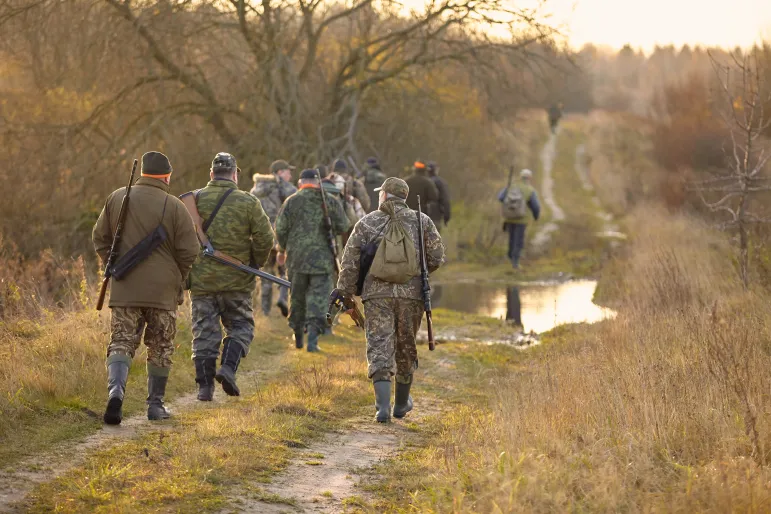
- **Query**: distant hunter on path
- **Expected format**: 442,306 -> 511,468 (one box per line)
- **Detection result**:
548,102 -> 563,134
250,159 -> 297,318
188,153 -> 274,400
499,168 -> 541,269
335,177 -> 446,423
93,151 -> 200,425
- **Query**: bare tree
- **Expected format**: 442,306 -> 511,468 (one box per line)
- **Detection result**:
694,49 -> 771,289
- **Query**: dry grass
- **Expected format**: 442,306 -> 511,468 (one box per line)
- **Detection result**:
23,326 -> 371,513
375,206 -> 771,512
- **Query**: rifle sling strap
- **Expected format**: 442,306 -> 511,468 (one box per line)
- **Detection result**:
199,188 -> 235,233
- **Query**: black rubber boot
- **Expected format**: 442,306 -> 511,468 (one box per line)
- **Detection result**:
294,329 -> 304,349
306,326 -> 321,353
277,299 -> 289,318
373,380 -> 392,423
194,358 -> 216,401
392,381 -> 414,419
103,361 -> 129,425
147,375 -> 171,420
215,340 -> 243,397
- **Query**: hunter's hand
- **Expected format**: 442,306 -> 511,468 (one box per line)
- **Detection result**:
276,251 -> 286,266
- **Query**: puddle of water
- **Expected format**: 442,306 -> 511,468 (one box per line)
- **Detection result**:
432,279 -> 616,334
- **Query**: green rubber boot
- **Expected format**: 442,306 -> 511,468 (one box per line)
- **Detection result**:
373,380 -> 392,423
392,381 -> 414,419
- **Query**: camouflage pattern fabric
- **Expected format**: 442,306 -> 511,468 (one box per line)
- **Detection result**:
189,179 -> 274,295
287,271 -> 332,333
275,186 -> 350,275
191,291 -> 254,360
250,174 -> 297,224
260,249 -> 289,314
364,297 -> 423,383
109,307 -> 177,370
337,198 -> 445,301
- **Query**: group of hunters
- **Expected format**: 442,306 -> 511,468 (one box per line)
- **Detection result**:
93,149 -> 537,425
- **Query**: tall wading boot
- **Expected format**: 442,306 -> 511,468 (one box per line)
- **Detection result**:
103,360 -> 130,425
215,340 -> 244,396
294,328 -> 304,350
373,380 -> 392,423
147,374 -> 171,420
306,326 -> 321,353
194,358 -> 216,401
392,381 -> 414,419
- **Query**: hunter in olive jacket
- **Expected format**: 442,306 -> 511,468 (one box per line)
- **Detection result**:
93,177 -> 200,310
188,179 -> 274,295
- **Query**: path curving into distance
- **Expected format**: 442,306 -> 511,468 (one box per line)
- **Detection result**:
531,131 -> 564,251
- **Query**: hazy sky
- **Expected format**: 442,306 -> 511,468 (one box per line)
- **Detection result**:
546,0 -> 771,51
401,0 -> 771,52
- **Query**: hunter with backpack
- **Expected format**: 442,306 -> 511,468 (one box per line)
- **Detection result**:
499,168 -> 541,269
334,177 -> 446,423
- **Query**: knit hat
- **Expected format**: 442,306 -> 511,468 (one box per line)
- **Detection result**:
366,157 -> 379,167
520,168 -> 533,179
300,168 -> 320,180
333,159 -> 347,172
374,177 -> 409,199
141,151 -> 172,177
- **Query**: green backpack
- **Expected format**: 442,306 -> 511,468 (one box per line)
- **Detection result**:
369,203 -> 419,284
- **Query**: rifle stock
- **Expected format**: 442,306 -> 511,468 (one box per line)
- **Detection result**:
416,195 -> 435,351
96,159 -> 138,311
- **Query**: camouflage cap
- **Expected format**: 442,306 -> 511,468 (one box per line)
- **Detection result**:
212,152 -> 237,170
374,177 -> 409,199
270,159 -> 295,174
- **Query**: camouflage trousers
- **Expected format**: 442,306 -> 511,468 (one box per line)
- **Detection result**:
288,272 -> 332,334
191,291 -> 254,360
108,307 -> 177,374
363,298 -> 423,384
260,249 -> 289,315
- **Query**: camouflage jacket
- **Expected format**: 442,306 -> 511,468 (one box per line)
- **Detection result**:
189,179 -> 274,294
275,185 -> 350,275
338,199 -> 445,301
250,174 -> 297,225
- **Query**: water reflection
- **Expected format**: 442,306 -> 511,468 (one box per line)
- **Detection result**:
432,280 -> 615,333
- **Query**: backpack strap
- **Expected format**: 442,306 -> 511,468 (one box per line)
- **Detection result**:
201,188 -> 235,233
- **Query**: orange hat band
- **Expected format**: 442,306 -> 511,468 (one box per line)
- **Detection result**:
141,172 -> 172,179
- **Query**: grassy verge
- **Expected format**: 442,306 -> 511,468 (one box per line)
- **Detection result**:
364,199 -> 771,512
21,320 -> 372,513
0,299 -> 294,467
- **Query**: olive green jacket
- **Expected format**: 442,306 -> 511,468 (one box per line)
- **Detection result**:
93,177 -> 199,310
188,179 -> 274,295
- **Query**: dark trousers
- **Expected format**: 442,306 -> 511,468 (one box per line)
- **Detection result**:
507,223 -> 527,266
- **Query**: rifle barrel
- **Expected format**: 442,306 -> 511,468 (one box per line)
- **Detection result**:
96,159 -> 137,311
416,195 -> 435,351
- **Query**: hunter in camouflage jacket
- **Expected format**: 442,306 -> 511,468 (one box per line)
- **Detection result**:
275,185 -> 350,275
337,197 -> 445,301
188,179 -> 274,294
